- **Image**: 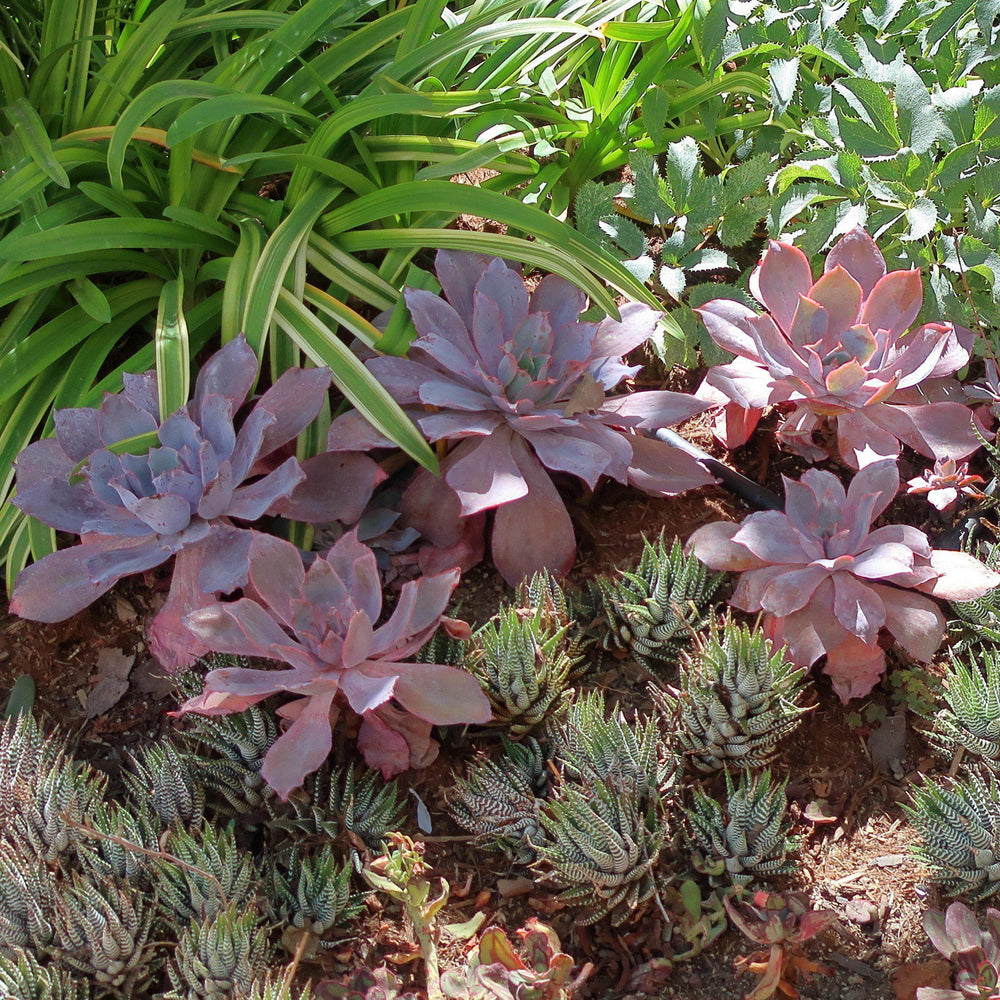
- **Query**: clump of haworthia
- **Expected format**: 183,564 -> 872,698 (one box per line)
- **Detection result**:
327,251 -> 712,585
178,531 -> 491,796
688,460 -> 1000,699
696,227 -> 981,469
9,336 -> 382,669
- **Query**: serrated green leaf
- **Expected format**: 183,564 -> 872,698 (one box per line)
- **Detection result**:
768,57 -> 798,117
718,198 -> 768,248
834,78 -> 900,140
835,110 -> 900,158
901,197 -> 937,242
665,137 -> 701,213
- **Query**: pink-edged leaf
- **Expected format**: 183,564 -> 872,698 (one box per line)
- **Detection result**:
322,529 -> 382,623
695,298 -> 760,358
920,550 -> 1000,600
860,269 -> 923,336
850,542 -> 915,580
825,359 -> 868,396
822,633 -> 886,701
400,463 -> 466,548
342,610 -> 375,669
371,567 -> 459,658
922,910 -> 953,959
147,543 -> 217,672
520,426 -> 616,490
870,583 -> 945,662
326,408 -> 399,451
732,511 -> 812,564
749,240 -> 814,331
191,334 -> 257,419
626,434 -> 715,495
530,273 -> 588,334
807,266 -> 863,338
445,427 -> 529,516
713,402 -> 765,449
338,668 -> 396,715
244,533 -> 306,629
884,401 -> 983,462
254,366 -> 333,456
590,301 -> 660,358
599,389 -> 709,429
686,521 -> 769,572
52,408 -> 103,463
702,357 -> 776,411
226,456 -> 304,521
787,294 -> 829,348
758,564 -> 829,615
831,573 -> 886,643
944,902 -> 983,952
825,227 -> 886,296
927,322 -> 974,378
363,660 -> 493,724
357,710 -> 414,778
834,410 -> 902,469
261,690 -> 338,799
360,703 -> 439,776
491,442 -> 575,587
272,451 -> 385,524
844,457 -> 899,523
14,476 -> 109,533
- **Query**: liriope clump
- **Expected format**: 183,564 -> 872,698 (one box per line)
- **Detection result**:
655,618 -> 811,772
925,650 -> 1000,771
448,737 -> 549,863
587,532 -> 725,672
685,769 -> 798,886
907,769 -> 1000,901
469,605 -> 575,736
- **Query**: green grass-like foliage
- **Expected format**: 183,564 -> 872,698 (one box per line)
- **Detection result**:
655,618 -> 811,772
907,769 -> 1000,902
685,769 -> 798,887
926,650 -> 1000,772
469,605 -> 575,737
589,532 -> 725,673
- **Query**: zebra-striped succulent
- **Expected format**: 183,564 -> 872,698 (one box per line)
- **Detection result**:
266,846 -> 364,936
80,800 -> 160,881
925,651 -> 1000,772
124,741 -> 204,828
52,874 -> 155,989
165,904 -> 270,999
559,692 -> 677,799
534,774 -> 669,926
907,769 -> 1000,901
0,948 -> 89,1000
685,769 -> 798,887
232,974 -> 312,1000
588,533 -> 725,672
0,841 -> 56,952
448,737 -> 549,863
154,823 -> 257,922
469,606 -> 574,736
948,539 -> 1000,649
183,703 -> 277,814
415,629 -> 470,668
515,569 -> 591,681
655,620 -> 811,772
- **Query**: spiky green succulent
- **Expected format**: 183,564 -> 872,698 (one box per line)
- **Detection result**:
515,569 -> 591,681
448,737 -> 549,863
588,532 -> 724,672
0,948 -> 89,1000
534,774 -> 669,926
165,904 -> 270,999
685,769 -> 798,886
925,650 -> 1000,771
80,800 -> 160,881
232,974 -> 312,1000
558,691 -> 677,799
124,741 -> 204,828
154,823 -> 257,923
52,874 -> 155,989
655,619 -> 811,772
266,846 -> 364,935
469,605 -> 575,736
0,840 -> 56,952
415,628 -> 470,668
907,769 -> 1000,901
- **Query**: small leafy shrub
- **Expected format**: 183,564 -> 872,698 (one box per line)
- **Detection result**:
9,337 -> 381,670
685,769 -> 799,887
327,250 -> 713,585
908,769 -> 1000,901
587,532 -> 724,673
695,228 -> 980,468
919,901 -> 1000,1000
178,530 -> 490,796
688,459 -> 1000,699
654,616 -> 810,772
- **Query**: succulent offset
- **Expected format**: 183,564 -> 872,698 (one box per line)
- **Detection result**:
656,618 -> 810,771
908,769 -> 1000,901
685,769 -> 798,886
696,226 -> 981,468
328,250 -> 712,585
688,459 -> 1000,700
588,533 -> 724,672
907,457 -> 985,513
9,335 -> 382,670
178,530 -> 491,796
919,902 -> 1000,1000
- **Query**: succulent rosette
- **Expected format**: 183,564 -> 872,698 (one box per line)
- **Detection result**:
696,227 -> 981,468
10,336 -> 383,669
688,460 -> 1000,699
178,530 -> 492,795
920,902 -> 1000,1000
907,457 -> 985,512
327,251 -> 712,585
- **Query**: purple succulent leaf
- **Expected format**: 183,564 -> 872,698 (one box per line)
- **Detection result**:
400,463 -> 468,548
196,465 -> 235,520
749,240 -> 814,331
802,271 -> 859,341
52,408 -> 103,462
226,456 -> 304,521
490,440 -> 576,586
863,524 -> 933,557
338,667 -> 396,715
254,366 -> 333,457
757,565 -> 829,616
434,249 -> 497,323
13,477 -> 109,533
445,429 -> 529,516
519,427 -> 615,490
371,568 -> 460,657
850,542 -> 916,579
14,439 -> 78,492
98,392 -> 159,447
919,550 -> 1000,600
358,705 -> 436,777
822,633 -> 886,701
402,295 -> 479,376
843,458 -> 899,525
871,583 -> 945,662
600,390 -> 709,430
913,992 -> 965,1000
732,511 -> 814,565
695,299 -> 761,359
923,910 -> 954,959
326,409 -> 399,452
732,565 -> 791,613
945,902 -> 986,953
927,323 -> 975,379
122,371 -> 160,420
419,410 -> 505,440
190,334 -> 257,422
272,451 -> 385,524
342,612 -> 376,670
366,659 -> 491,724
321,530 -> 382,623
530,273 -> 588,333
197,394 -> 237,468
297,559 -> 350,623
747,315 -> 813,381
194,525 -> 252,596
887,402 -> 985,462
8,537 -> 123,621
625,435 -> 715,495
419,378 -> 501,412
703,357 -> 776,410
687,521 -> 770,572
83,536 -> 176,585
130,494 -> 192,534
835,411 -> 902,468
590,301 -> 660,360
474,259 -> 530,357
831,574 -> 885,642
824,227 -> 886,296
228,405 -> 275,484
261,689 -> 338,799
860,269 -> 923,336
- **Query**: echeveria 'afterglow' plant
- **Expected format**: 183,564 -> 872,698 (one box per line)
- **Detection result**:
687,460 -> 1000,699
10,337 -> 383,669
696,228 -> 980,468
178,531 -> 492,796
327,251 -> 713,585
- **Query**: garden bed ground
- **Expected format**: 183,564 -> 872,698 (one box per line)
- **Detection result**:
0,405 -> 967,999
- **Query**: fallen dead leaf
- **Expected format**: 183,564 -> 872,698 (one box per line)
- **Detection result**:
497,877 -> 534,898
892,959 -> 951,1000
85,647 -> 135,718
